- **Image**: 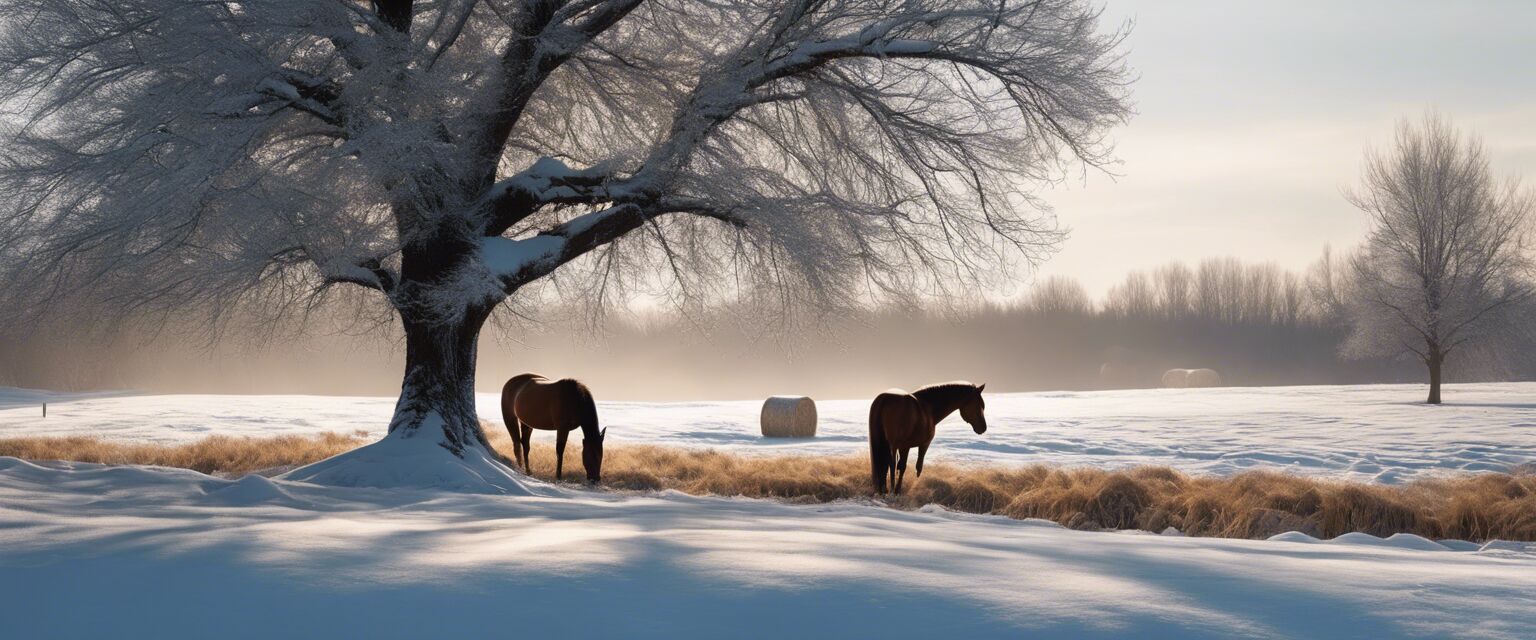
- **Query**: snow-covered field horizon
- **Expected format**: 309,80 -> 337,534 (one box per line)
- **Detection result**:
4,382 -> 1532,484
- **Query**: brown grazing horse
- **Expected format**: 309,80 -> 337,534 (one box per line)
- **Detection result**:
869,382 -> 988,494
500,373 -> 606,483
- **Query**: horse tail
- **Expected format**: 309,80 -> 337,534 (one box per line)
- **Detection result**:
501,373 -> 538,429
869,397 -> 890,493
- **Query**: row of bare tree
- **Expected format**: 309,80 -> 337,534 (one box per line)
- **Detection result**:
1026,260 -> 1315,328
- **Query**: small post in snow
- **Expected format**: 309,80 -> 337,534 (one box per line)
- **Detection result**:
42,403 -> 46,418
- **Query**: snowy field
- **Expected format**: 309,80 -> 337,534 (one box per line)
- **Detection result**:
2,455 -> 1535,639
4,382 -> 1534,483
3,383 -> 1535,638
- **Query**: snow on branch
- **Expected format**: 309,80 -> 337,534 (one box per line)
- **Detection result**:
481,158 -> 623,236
430,203 -> 647,317
254,77 -> 344,126
317,256 -> 399,293
480,205 -> 642,285
558,0 -> 647,36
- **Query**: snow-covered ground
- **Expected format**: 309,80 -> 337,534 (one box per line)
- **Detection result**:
2,382 -> 1535,638
4,382 -> 1533,483
1,456 -> 1533,639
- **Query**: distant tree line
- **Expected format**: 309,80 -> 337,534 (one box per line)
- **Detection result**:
1043,259 -> 1314,327
3,248 -> 1531,399
980,259 -> 1386,391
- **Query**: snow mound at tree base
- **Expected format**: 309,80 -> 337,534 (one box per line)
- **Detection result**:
279,427 -> 535,495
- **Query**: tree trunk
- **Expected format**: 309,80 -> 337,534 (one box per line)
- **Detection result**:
277,224 -> 527,490
391,305 -> 494,456
1426,349 -> 1443,405
279,299 -> 527,492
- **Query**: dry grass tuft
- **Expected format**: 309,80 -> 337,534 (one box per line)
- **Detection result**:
0,432 -> 367,476
499,431 -> 1534,542
4,427 -> 1532,542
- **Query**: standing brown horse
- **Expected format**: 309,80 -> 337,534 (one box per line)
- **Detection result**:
869,382 -> 988,494
500,373 -> 606,483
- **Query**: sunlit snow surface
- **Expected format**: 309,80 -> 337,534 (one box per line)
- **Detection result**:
4,382 -> 1533,483
1,384 -> 1535,638
0,457 -> 1533,639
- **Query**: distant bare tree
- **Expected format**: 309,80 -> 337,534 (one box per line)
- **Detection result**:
1101,258 -> 1319,327
1240,264 -> 1277,324
1278,271 -> 1305,327
1104,271 -> 1156,318
0,0 -> 1131,476
1023,275 -> 1093,316
1152,263 -> 1193,320
1343,113 -> 1534,404
1193,257 -> 1245,323
1305,244 -> 1353,324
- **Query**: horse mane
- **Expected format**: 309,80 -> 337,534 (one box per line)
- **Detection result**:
913,381 -> 978,397
911,381 -> 980,413
562,379 -> 600,436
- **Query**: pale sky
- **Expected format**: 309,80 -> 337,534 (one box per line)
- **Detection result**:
1030,0 -> 1536,297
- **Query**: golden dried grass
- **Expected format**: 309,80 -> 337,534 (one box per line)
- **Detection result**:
499,430 -> 1534,542
3,428 -> 1530,542
0,432 -> 367,476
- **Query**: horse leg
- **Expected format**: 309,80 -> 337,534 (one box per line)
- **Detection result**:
555,428 -> 570,480
519,423 -> 534,474
506,421 -> 524,470
510,420 -> 526,470
916,444 -> 928,477
869,405 -> 888,495
888,446 -> 898,495
895,448 -> 910,495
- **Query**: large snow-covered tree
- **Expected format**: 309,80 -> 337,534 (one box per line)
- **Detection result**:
0,0 -> 1130,484
1343,113 -> 1534,404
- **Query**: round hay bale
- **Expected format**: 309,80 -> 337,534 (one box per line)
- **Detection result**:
1161,369 -> 1192,388
760,396 -> 817,438
1186,368 -> 1222,387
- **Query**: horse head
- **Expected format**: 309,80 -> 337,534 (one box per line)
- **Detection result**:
582,426 -> 606,483
959,383 -> 987,434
